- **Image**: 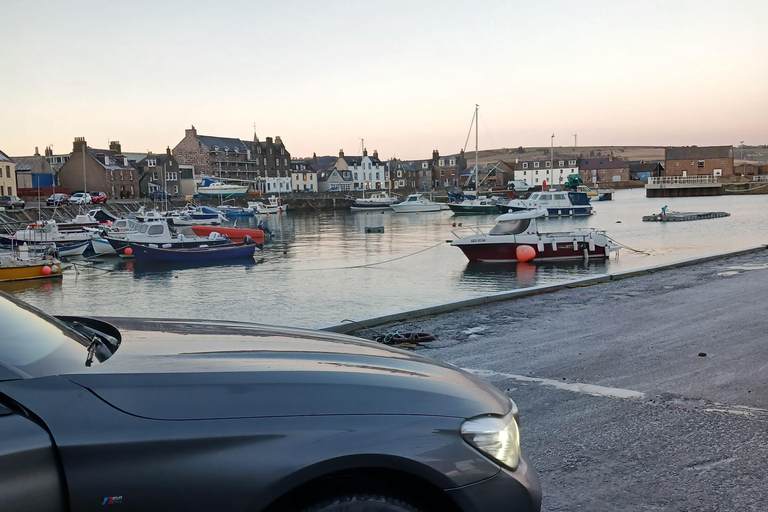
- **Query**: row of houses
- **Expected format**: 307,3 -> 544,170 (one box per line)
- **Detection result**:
0,130 -> 751,200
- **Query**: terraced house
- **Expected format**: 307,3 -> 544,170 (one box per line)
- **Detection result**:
58,139 -> 139,198
172,126 -> 290,193
333,149 -> 387,190
0,150 -> 16,197
514,157 -> 578,187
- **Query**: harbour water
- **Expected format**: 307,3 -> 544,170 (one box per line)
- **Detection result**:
3,188 -> 768,329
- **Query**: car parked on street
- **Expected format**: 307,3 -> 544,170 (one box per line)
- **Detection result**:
0,292 -> 541,512
69,192 -> 92,205
0,195 -> 25,209
89,191 -> 107,204
46,193 -> 70,206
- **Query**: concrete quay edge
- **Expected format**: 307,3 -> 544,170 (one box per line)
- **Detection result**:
321,245 -> 768,334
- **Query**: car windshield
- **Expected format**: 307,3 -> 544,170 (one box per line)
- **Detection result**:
0,292 -> 92,377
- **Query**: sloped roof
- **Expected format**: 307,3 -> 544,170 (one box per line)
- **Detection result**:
136,154 -> 173,167
87,148 -> 136,170
197,135 -> 251,152
0,150 -> 12,162
577,157 -> 628,170
666,146 -> 732,160
9,156 -> 49,173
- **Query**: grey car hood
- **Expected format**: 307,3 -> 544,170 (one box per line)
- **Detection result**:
63,318 -> 510,421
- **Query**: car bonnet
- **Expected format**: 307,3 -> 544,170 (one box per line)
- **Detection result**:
62,318 -> 510,421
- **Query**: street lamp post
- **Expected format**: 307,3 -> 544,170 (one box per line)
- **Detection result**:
550,134 -> 554,187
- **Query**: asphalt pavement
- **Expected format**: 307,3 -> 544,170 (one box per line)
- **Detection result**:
357,251 -> 768,511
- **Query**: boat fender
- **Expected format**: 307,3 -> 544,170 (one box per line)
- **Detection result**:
162,244 -> 172,248
537,240 -> 545,252
588,238 -> 596,252
551,241 -> 557,252
178,233 -> 186,241
209,232 -> 221,240
573,240 -> 578,251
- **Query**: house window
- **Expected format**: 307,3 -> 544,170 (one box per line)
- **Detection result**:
199,148 -> 203,155
546,162 -> 551,168
523,163 -> 528,169
440,169 -> 444,177
559,161 -> 564,167
147,159 -> 156,167
536,170 -> 539,175
174,185 -> 179,194
450,158 -> 455,165
534,162 -> 539,168
354,173 -> 358,180
676,162 -> 679,167
422,162 -> 428,169
569,160 -> 576,166
691,161 -> 695,165
397,170 -> 402,178
284,158 -> 288,166
439,159 -> 444,166
697,160 -> 705,168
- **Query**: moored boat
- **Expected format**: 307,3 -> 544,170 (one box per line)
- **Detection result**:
247,196 -> 289,214
346,192 -> 399,210
190,225 -> 266,244
0,254 -> 63,282
106,221 -> 233,257
197,178 -> 249,198
451,208 -> 619,262
129,240 -> 258,263
498,191 -> 593,216
390,193 -> 444,213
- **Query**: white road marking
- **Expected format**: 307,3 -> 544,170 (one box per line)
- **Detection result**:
465,369 -> 646,400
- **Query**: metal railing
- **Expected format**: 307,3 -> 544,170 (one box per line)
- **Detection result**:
752,176 -> 768,182
648,176 -> 719,185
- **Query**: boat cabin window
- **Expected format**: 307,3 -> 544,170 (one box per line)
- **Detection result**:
147,225 -> 164,235
539,194 -> 552,200
138,224 -> 149,234
489,218 -> 532,236
529,193 -> 539,200
553,193 -> 566,200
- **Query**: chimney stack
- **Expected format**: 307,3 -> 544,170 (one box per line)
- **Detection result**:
185,125 -> 197,138
339,149 -> 345,158
432,150 -> 439,161
373,150 -> 378,159
166,146 -> 171,156
363,148 -> 368,157
34,146 -> 40,156
45,146 -> 52,157
109,141 -> 122,155
73,137 -> 87,153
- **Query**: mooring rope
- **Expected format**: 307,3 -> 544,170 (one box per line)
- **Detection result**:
606,236 -> 651,255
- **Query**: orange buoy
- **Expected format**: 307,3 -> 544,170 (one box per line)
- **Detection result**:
41,265 -> 52,276
124,247 -> 133,256
516,245 -> 536,262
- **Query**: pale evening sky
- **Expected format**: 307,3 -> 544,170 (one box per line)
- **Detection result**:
1,0 -> 766,160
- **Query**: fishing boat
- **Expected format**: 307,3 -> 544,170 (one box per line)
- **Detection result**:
129,240 -> 258,263
346,192 -> 399,210
217,205 -> 255,217
167,205 -> 226,226
498,190 -> 593,216
451,208 -> 619,262
106,221 -> 232,257
389,193 -> 444,213
247,196 -> 289,214
447,105 -> 500,215
13,220 -> 99,245
197,178 -> 249,198
0,253 -> 63,282
134,206 -> 167,223
190,225 -> 267,244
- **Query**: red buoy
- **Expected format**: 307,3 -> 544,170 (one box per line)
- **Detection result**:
41,265 -> 52,276
516,245 -> 536,262
124,247 -> 133,256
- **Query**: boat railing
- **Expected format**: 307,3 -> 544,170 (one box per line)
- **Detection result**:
648,176 -> 719,185
451,226 -> 488,238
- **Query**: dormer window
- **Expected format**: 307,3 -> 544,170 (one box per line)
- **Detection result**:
147,159 -> 157,167
422,162 -> 428,169
569,160 -> 576,166
534,162 -> 539,168
439,159 -> 444,166
546,162 -> 551,168
558,160 -> 564,167
523,163 -> 528,169
450,158 -> 455,165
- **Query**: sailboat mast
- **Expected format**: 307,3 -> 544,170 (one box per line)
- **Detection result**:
474,104 -> 479,195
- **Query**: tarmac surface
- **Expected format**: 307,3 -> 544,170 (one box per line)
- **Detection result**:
354,251 -> 768,512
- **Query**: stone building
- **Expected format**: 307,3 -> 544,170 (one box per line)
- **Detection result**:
134,148 -> 187,198
58,139 -> 140,198
333,149 -> 387,190
664,146 -> 734,178
172,126 -> 291,193
432,150 -> 467,189
0,149 -> 17,197
577,156 -> 630,186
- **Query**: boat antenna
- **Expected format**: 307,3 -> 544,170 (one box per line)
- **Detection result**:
475,104 -> 479,194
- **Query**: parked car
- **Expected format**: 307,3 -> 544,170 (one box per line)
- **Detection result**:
300,188 -> 315,193
89,191 -> 108,204
46,193 -> 70,206
69,192 -> 92,205
0,292 -> 541,512
148,189 -> 171,200
0,195 -> 25,209
508,180 -> 535,192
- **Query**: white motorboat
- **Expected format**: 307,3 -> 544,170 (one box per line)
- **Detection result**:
451,208 -> 619,262
346,192 -> 399,210
197,178 -> 249,198
498,191 -> 593,216
247,196 -> 288,214
390,193 -> 444,213
14,220 -> 99,245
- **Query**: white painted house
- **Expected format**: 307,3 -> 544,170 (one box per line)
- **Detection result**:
514,158 -> 579,187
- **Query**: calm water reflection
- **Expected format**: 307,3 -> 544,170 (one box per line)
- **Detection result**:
4,189 -> 768,328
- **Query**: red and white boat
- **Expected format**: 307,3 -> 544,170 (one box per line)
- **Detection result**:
451,209 -> 620,262
190,225 -> 265,244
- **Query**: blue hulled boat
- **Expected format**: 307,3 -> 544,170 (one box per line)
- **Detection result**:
129,241 -> 258,263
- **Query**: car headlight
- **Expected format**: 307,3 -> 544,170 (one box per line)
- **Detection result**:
461,402 -> 521,471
